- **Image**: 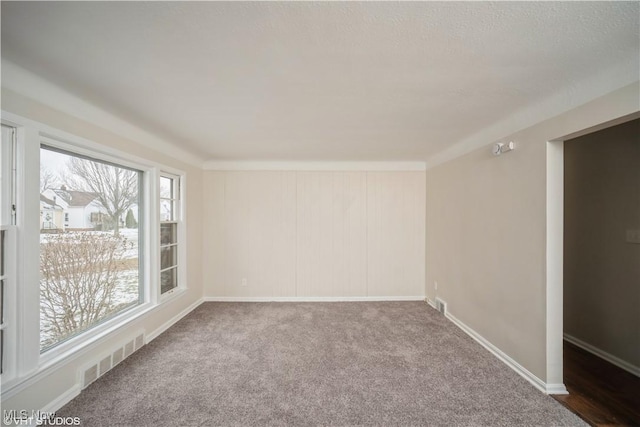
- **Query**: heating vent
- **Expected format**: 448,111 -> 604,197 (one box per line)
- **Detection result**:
435,298 -> 447,315
112,347 -> 123,366
80,331 -> 145,389
83,364 -> 98,387
99,355 -> 111,376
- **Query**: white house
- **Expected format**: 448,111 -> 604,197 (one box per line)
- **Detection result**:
39,193 -> 67,231
41,188 -> 107,231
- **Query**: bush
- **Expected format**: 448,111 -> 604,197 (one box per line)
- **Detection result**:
40,232 -> 133,348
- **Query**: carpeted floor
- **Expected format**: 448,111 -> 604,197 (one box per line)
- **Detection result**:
58,302 -> 586,426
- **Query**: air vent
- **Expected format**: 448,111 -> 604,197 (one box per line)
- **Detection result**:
435,298 -> 447,315
99,355 -> 111,376
112,347 -> 123,366
83,364 -> 98,387
80,330 -> 145,389
124,340 -> 134,358
135,334 -> 144,351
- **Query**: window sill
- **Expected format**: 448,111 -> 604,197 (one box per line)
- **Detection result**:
160,286 -> 186,303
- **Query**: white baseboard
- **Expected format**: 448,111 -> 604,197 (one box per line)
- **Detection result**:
426,298 -> 437,309
564,333 -> 640,378
41,384 -> 81,414
203,296 -> 426,302
445,311 -> 566,395
145,297 -> 204,343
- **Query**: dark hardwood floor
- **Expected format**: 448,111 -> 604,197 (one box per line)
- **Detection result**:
552,340 -> 640,426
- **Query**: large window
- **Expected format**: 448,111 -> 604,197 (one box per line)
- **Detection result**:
0,115 -> 188,395
39,146 -> 143,351
160,174 -> 179,294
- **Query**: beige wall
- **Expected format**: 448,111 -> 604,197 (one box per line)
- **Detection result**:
1,88 -> 204,412
564,119 -> 640,368
203,170 -> 425,298
426,82 -> 639,383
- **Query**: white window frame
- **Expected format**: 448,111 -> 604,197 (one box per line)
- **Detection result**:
0,111 -> 188,397
1,124 -> 18,383
159,172 -> 184,298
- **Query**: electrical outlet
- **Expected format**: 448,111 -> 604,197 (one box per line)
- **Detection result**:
241,278 -> 248,287
434,281 -> 438,290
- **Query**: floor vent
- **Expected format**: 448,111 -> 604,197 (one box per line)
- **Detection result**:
80,331 -> 145,389
435,298 -> 447,315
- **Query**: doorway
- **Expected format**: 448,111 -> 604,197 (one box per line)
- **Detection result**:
553,119 -> 640,425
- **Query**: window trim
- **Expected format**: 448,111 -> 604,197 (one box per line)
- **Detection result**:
0,111 -> 188,397
159,172 -> 183,297
1,124 -> 17,381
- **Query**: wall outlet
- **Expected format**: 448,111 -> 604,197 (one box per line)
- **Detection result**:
241,278 -> 248,287
434,281 -> 438,290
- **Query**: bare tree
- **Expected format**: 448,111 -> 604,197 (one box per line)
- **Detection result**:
40,165 -> 59,192
66,157 -> 138,236
40,232 -> 134,348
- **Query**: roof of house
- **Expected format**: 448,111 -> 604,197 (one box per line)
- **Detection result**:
52,189 -> 99,207
40,195 -> 63,210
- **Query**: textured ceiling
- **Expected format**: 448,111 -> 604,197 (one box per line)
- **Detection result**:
1,2 -> 638,162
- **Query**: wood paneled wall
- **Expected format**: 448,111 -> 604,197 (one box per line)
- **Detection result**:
203,170 -> 425,298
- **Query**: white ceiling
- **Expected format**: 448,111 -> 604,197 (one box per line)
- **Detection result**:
1,2 -> 638,163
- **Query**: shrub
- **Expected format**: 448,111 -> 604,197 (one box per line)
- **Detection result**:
40,232 -> 134,348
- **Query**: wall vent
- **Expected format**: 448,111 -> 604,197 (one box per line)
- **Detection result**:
435,298 -> 447,315
83,364 -> 98,387
80,330 -> 145,389
112,347 -> 123,366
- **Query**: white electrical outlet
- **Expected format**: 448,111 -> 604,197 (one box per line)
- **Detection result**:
434,281 -> 438,290
241,278 -> 248,287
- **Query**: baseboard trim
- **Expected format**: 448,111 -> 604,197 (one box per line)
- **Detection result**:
41,384 -> 81,414
203,296 -> 426,302
426,298 -> 437,309
445,311 -> 566,395
564,333 -> 640,378
146,298 -> 205,343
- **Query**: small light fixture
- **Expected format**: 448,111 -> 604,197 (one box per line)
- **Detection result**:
492,141 -> 516,156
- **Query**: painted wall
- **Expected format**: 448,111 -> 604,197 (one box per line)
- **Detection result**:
203,170 -> 425,298
426,82 -> 639,383
564,119 -> 640,370
1,88 -> 204,413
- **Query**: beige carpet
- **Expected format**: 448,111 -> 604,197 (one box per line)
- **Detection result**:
58,302 -> 586,426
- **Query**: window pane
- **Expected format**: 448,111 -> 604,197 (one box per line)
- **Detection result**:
160,245 -> 177,270
160,223 -> 177,245
160,200 -> 173,222
160,176 -> 173,199
160,268 -> 177,294
40,146 -> 143,352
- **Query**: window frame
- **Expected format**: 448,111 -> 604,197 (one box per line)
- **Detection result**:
1,124 -> 18,383
38,143 -> 147,353
159,172 -> 183,297
0,111 -> 188,397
